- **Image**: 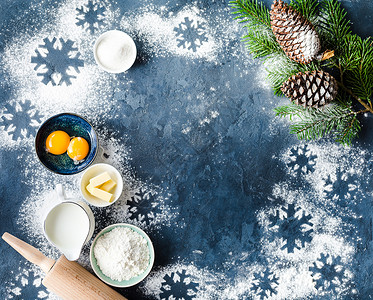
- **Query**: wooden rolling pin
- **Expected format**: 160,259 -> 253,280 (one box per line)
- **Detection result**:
2,232 -> 127,300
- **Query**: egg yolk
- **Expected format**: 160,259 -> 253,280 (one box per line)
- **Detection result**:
67,137 -> 89,161
45,131 -> 70,155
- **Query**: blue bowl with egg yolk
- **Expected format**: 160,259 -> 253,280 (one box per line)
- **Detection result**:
35,113 -> 98,175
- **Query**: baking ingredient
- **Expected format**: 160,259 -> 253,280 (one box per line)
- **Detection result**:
44,202 -> 90,254
95,32 -> 136,72
99,179 -> 117,192
86,171 -> 117,202
94,227 -> 150,281
67,137 -> 89,161
86,184 -> 114,202
89,171 -> 111,187
45,131 -> 70,155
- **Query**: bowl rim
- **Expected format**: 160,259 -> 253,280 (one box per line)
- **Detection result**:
93,30 -> 137,74
80,163 -> 123,207
35,112 -> 98,175
90,223 -> 155,287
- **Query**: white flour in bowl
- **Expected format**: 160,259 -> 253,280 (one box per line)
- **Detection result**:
94,227 -> 150,281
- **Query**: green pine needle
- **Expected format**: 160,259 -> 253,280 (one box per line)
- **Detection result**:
289,0 -> 320,22
317,0 -> 351,51
341,35 -> 373,101
275,103 -> 360,146
230,0 -> 283,59
230,0 -> 271,27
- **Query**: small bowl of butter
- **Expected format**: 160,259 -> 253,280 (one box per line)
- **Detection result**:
93,30 -> 137,73
80,163 -> 123,207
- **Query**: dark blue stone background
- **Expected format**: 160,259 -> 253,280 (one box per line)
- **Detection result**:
0,0 -> 373,299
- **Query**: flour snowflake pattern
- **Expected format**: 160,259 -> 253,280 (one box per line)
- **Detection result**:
6,269 -> 49,299
76,0 -> 106,34
250,269 -> 279,300
174,17 -> 208,52
127,188 -> 159,226
323,168 -> 358,204
0,100 -> 43,141
309,254 -> 348,292
287,145 -> 317,175
31,37 -> 84,86
268,203 -> 313,253
159,269 -> 199,300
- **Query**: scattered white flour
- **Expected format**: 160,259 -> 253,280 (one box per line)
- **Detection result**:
141,262 -> 221,299
120,5 -> 217,61
94,227 -> 150,281
5,262 -> 59,300
199,110 -> 219,125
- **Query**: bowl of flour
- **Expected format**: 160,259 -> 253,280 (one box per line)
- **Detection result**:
90,223 -> 154,287
93,30 -> 137,73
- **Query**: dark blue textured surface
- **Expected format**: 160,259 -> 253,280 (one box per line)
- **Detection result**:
1,0 -> 373,299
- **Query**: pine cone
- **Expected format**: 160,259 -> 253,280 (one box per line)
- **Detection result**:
270,0 -> 320,64
281,70 -> 338,108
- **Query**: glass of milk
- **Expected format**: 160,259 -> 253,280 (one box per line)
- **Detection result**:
44,184 -> 95,261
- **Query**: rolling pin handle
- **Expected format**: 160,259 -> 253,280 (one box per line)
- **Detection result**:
2,232 -> 55,273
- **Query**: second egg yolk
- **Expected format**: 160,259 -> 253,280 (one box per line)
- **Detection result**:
67,137 -> 89,161
46,131 -> 70,155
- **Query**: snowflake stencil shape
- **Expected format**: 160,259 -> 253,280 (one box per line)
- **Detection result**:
31,37 -> 84,86
250,269 -> 279,300
269,203 -> 314,253
0,100 -> 43,141
174,17 -> 208,52
127,188 -> 158,225
287,145 -> 317,175
160,269 -> 199,299
323,168 -> 358,203
309,254 -> 346,291
7,270 -> 49,299
76,0 -> 106,34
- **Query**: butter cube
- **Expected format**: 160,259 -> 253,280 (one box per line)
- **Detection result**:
99,179 -> 116,192
89,172 -> 111,187
86,183 -> 114,202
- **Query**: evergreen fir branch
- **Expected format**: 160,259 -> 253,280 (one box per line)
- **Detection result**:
342,36 -> 373,101
267,61 -> 298,95
317,0 -> 351,51
289,0 -> 319,22
275,103 -> 361,145
230,0 -> 271,27
274,103 -> 306,120
231,0 -> 369,146
337,34 -> 362,72
334,114 -> 360,145
230,0 -> 283,59
243,31 -> 282,58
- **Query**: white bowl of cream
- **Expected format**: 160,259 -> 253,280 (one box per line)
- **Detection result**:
94,30 -> 137,73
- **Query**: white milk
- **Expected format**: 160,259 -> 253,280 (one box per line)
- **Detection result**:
44,202 -> 90,257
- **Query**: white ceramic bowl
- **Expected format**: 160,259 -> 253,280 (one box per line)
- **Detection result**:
80,163 -> 123,207
93,30 -> 137,73
90,223 -> 155,287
